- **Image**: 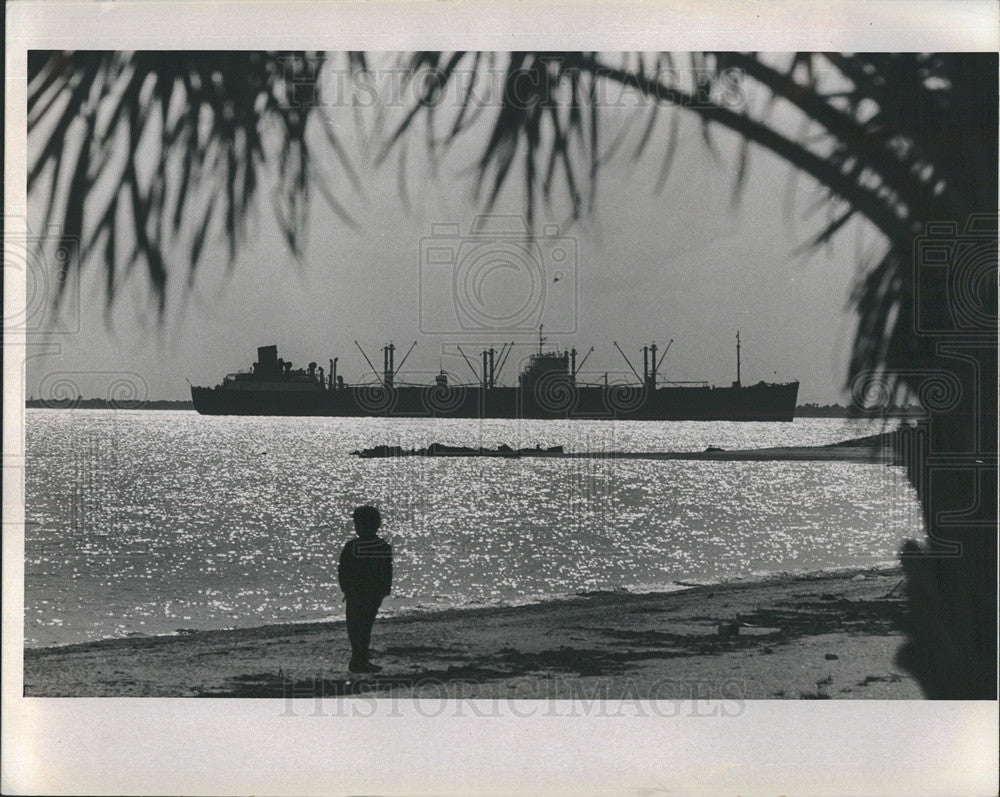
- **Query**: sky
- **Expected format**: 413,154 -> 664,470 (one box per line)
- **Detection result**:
24,54 -> 883,405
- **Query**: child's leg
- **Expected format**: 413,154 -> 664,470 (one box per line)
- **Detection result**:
345,599 -> 366,665
359,597 -> 383,662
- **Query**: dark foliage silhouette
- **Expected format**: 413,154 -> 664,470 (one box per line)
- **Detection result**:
27,51 -> 364,313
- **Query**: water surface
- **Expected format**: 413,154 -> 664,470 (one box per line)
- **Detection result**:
24,410 -> 920,646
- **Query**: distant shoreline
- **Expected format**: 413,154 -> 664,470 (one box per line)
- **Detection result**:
24,399 -> 924,418
26,399 -> 196,410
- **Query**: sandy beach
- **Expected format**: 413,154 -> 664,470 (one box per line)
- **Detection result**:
24,566 -> 920,699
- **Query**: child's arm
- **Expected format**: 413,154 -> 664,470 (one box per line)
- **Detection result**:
337,542 -> 354,595
380,542 -> 393,597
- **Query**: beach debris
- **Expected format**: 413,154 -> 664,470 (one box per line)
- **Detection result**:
717,621 -> 740,637
351,442 -> 565,458
825,653 -> 839,660
851,574 -> 867,581
704,445 -> 725,452
857,673 -> 903,686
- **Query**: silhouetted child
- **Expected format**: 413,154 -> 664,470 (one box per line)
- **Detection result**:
338,505 -> 392,673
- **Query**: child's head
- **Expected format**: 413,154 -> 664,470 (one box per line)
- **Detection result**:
352,505 -> 382,538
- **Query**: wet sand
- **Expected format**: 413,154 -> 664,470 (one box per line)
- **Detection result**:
23,566 -> 920,699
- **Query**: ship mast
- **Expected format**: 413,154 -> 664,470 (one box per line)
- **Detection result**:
736,330 -> 741,387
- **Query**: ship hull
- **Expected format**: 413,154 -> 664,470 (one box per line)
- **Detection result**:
191,381 -> 799,421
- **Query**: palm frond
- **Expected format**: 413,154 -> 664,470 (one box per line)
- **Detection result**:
27,50 -> 364,315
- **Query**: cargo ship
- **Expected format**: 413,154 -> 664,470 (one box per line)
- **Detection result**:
191,331 -> 799,421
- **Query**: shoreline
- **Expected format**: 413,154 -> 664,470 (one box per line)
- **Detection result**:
24,560 -> 899,652
24,565 -> 921,699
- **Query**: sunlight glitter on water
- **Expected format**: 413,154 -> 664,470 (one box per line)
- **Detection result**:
24,410 -> 919,646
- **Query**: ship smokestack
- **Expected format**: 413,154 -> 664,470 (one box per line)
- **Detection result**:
650,343 -> 657,388
489,348 -> 495,389
570,348 -> 577,384
643,346 -> 649,385
258,345 -> 279,374
482,349 -> 489,390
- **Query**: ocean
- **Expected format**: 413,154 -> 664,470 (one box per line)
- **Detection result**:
24,410 -> 920,647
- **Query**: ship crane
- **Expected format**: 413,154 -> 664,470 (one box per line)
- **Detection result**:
380,341 -> 423,386
455,345 -> 481,385
493,342 -> 516,385
493,342 -> 510,374
571,346 -> 595,380
654,339 -> 673,385
354,340 -> 385,386
612,341 -> 643,384
394,341 -> 418,375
